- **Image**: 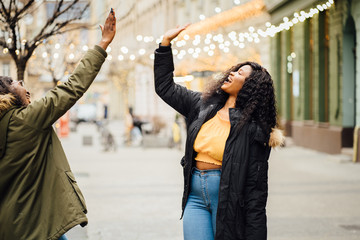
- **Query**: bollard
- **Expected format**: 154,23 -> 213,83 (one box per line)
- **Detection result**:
83,135 -> 93,146
353,126 -> 360,163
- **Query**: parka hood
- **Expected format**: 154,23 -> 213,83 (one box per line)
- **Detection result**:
269,128 -> 285,148
0,94 -> 16,119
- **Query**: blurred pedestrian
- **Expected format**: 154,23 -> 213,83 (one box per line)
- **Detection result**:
124,107 -> 134,145
0,9 -> 116,240
99,120 -> 117,152
171,113 -> 182,149
124,107 -> 143,147
154,24 -> 284,240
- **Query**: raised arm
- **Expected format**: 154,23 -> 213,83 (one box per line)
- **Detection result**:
154,24 -> 202,118
19,9 -> 116,129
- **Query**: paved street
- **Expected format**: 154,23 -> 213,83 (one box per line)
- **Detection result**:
61,123 -> 360,240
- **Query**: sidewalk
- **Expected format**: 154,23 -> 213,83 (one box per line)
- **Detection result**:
62,123 -> 183,240
60,123 -> 360,240
268,145 -> 360,240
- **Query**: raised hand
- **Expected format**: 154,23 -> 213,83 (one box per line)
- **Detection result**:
161,24 -> 190,46
98,8 -> 116,50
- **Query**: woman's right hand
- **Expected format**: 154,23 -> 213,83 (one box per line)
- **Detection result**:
98,8 -> 116,50
161,24 -> 190,46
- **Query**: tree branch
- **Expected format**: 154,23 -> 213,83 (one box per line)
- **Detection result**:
9,0 -> 14,12
1,0 -> 90,81
0,0 -> 10,20
30,0 -> 89,46
13,0 -> 36,21
0,37 -> 6,48
10,22 -> 17,51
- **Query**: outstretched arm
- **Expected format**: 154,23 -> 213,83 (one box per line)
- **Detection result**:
19,9 -> 116,129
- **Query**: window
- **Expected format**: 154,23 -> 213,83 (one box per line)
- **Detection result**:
46,1 -> 90,22
2,62 -> 10,76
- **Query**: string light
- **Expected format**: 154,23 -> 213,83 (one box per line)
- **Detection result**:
3,0 -> 333,64
138,48 -> 146,55
121,46 -> 128,54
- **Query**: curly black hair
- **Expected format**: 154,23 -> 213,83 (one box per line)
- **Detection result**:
203,61 -> 278,136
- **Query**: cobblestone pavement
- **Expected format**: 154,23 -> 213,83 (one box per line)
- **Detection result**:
61,123 -> 360,240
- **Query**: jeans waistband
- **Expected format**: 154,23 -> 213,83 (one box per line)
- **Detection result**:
191,167 -> 221,175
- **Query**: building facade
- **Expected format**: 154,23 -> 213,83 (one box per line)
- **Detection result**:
267,0 -> 359,160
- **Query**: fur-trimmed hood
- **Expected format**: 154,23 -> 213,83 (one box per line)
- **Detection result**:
0,93 -> 16,119
269,128 -> 285,148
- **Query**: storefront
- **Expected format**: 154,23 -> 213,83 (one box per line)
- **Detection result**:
268,0 -> 359,160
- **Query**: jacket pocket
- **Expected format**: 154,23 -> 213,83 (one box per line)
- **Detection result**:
256,161 -> 268,191
180,156 -> 185,167
65,171 -> 87,213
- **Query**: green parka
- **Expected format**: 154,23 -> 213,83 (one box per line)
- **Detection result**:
0,45 -> 107,240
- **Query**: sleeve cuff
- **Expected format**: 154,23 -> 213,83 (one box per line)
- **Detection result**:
156,43 -> 172,53
94,45 -> 108,58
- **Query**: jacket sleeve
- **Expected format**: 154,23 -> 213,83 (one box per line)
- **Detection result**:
16,45 -> 107,129
244,125 -> 270,240
154,45 -> 201,118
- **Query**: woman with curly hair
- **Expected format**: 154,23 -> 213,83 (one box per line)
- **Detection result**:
154,24 -> 284,240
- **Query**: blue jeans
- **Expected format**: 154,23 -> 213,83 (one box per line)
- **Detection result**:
58,235 -> 68,240
183,168 -> 221,240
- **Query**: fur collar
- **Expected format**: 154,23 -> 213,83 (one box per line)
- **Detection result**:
0,94 -> 16,119
269,128 -> 285,148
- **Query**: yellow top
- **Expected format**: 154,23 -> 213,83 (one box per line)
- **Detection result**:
194,112 -> 231,166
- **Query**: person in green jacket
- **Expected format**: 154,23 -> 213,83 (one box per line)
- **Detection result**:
0,9 -> 116,240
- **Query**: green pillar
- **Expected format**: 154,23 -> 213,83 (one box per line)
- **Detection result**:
285,29 -> 293,121
318,11 -> 329,122
304,18 -> 313,120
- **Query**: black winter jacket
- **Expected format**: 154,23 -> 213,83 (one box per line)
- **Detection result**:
154,45 -> 271,240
